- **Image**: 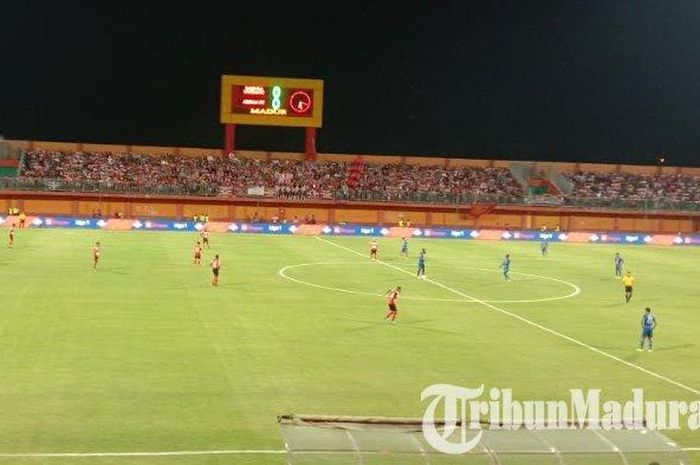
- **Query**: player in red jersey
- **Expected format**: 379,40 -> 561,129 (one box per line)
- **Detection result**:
210,254 -> 221,286
369,239 -> 378,260
8,224 -> 16,247
193,241 -> 203,265
384,286 -> 401,323
200,229 -> 210,249
92,241 -> 101,271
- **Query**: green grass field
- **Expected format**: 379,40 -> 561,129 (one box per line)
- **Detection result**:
1,228 -> 699,464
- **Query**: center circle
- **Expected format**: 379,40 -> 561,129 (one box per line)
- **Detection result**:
278,262 -> 580,304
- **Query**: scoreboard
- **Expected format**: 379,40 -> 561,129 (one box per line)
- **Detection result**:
220,75 -> 324,128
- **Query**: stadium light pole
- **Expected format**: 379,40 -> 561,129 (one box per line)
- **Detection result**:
656,153 -> 665,175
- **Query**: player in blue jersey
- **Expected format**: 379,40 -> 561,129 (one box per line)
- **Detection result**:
541,240 -> 550,257
400,237 -> 409,258
417,248 -> 426,279
638,307 -> 657,352
614,252 -> 624,278
501,254 -> 511,281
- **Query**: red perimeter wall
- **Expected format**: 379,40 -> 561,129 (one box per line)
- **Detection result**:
2,191 -> 699,233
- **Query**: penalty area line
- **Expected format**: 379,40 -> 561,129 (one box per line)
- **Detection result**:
314,236 -> 700,397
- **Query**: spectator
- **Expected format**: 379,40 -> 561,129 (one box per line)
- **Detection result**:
565,171 -> 700,204
19,149 -> 531,205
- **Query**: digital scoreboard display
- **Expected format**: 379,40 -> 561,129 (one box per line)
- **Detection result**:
220,75 -> 323,127
232,85 -> 313,117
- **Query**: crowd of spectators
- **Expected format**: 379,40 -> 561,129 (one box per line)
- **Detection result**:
565,171 -> 700,204
347,164 -> 523,202
16,150 -> 700,207
20,150 -> 346,199
18,150 -> 525,202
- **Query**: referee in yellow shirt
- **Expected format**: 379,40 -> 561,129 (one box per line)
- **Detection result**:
622,271 -> 635,303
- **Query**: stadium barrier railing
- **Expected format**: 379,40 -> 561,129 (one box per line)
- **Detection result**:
3,177 -> 700,213
0,177 -> 220,197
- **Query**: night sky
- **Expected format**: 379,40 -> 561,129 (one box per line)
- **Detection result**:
2,1 -> 700,165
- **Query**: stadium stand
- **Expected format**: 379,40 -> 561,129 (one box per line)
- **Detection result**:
0,136 -> 20,177
9,148 -> 700,211
343,164 -> 523,203
16,149 -> 524,203
19,150 -> 347,199
565,171 -> 700,203
345,156 -> 365,189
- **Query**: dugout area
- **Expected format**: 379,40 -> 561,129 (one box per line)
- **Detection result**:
278,414 -> 690,465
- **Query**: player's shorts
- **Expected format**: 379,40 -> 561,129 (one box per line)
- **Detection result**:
203,237 -> 209,243
212,268 -> 219,276
642,328 -> 654,338
388,303 -> 397,312
401,247 -> 408,253
194,253 -> 201,259
625,286 -> 633,292
418,264 -> 425,272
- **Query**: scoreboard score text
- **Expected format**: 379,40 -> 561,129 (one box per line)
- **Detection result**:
220,75 -> 323,127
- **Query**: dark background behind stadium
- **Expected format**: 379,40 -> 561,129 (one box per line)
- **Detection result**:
1,0 -> 699,165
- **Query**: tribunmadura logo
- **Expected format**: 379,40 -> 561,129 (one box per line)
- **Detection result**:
421,384 -> 700,455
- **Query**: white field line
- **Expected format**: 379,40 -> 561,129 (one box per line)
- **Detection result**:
0,449 -> 285,458
278,261 -> 580,304
314,237 -> 700,397
1,447 -> 699,458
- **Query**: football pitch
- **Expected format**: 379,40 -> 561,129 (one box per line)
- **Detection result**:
1,229 -> 699,464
